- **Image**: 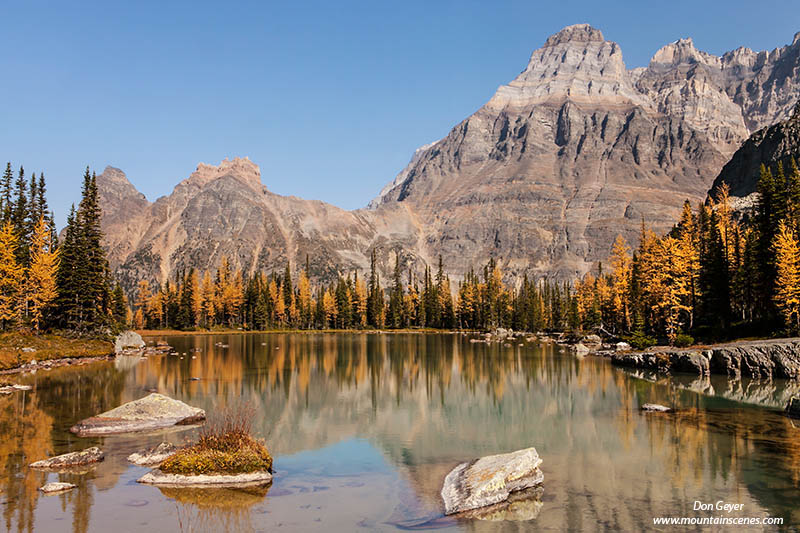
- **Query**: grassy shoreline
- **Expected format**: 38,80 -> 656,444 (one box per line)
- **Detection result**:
0,332 -> 114,371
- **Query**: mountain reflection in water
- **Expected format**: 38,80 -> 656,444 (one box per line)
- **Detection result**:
0,333 -> 798,531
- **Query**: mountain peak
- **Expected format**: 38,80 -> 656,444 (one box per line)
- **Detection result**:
544,24 -> 604,47
96,165 -> 145,200
650,37 -> 720,68
98,165 -> 129,183
487,23 -> 648,109
185,157 -> 263,191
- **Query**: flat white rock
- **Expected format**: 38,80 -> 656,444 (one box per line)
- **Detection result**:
137,469 -> 273,488
39,482 -> 76,494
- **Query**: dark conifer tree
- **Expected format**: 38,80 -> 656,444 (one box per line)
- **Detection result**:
112,283 -> 127,327
388,252 -> 404,328
11,166 -> 29,264
55,205 -> 81,328
282,262 -> 293,310
367,249 -> 382,327
79,170 -> 111,329
0,163 -> 12,221
177,268 -> 196,329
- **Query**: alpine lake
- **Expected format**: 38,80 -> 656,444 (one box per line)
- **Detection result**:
1,332 -> 799,532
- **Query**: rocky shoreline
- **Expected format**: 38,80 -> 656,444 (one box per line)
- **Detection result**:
0,353 -> 116,375
610,338 -> 800,380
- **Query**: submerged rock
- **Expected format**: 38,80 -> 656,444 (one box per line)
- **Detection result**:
786,397 -> 800,418
137,469 -> 273,488
441,447 -> 544,515
114,331 -> 146,353
70,393 -> 205,436
127,442 -> 180,466
39,482 -> 77,494
30,447 -> 104,469
641,403 -> 672,412
458,486 -> 544,521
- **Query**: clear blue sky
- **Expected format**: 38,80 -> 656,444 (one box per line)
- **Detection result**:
2,0 -> 798,227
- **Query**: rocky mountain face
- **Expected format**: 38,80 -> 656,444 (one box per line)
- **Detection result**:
710,101 -> 800,198
99,158 -> 398,291
99,24 -> 800,290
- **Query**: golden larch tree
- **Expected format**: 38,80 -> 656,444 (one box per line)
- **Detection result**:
353,275 -> 367,327
322,289 -> 337,328
0,222 -> 22,329
609,235 -> 632,331
22,217 -> 60,331
774,220 -> 800,330
658,236 -> 692,342
200,271 -> 216,326
135,280 -> 151,317
297,270 -> 312,327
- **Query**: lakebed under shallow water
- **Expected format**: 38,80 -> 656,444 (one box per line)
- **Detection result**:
1,332 -> 798,532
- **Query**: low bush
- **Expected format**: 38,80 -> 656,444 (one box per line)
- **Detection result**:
160,403 -> 272,476
673,333 -> 694,348
623,331 -> 657,351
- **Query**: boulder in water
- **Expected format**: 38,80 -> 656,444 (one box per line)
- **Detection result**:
39,482 -> 76,494
30,447 -> 104,469
70,393 -> 205,436
441,447 -> 544,515
127,442 -> 180,466
137,469 -> 273,488
641,403 -> 672,412
573,342 -> 590,355
115,331 -> 146,353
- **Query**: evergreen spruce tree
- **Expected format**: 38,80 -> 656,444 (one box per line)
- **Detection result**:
282,262 -> 293,309
55,205 -> 81,328
78,170 -> 111,330
55,168 -> 111,332
0,163 -> 12,222
11,166 -> 29,265
388,252 -> 404,328
28,173 -> 39,226
111,283 -> 127,327
177,268 -> 196,329
367,249 -> 383,327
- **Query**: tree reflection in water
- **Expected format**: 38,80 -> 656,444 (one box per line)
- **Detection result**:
0,334 -> 798,531
161,485 -> 269,533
